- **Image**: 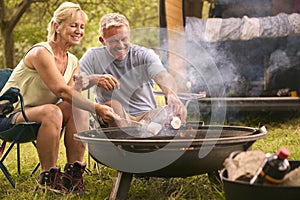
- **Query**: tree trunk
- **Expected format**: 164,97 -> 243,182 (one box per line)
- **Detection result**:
0,0 -> 41,69
1,29 -> 15,69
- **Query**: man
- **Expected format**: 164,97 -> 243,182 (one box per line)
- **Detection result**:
80,13 -> 186,127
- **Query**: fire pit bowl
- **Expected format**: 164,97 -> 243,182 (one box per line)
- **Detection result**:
220,161 -> 300,200
75,122 -> 267,177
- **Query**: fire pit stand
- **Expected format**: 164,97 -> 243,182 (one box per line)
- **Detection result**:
110,172 -> 133,200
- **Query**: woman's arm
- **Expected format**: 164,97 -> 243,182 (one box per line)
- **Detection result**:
24,46 -> 115,122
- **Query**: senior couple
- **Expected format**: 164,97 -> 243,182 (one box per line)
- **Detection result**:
0,2 -> 186,195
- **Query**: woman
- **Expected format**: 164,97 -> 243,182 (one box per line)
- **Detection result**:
0,2 -> 115,195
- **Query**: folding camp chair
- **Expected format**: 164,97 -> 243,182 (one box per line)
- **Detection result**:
0,69 -> 40,188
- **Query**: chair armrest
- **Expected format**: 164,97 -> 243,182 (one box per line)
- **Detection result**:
17,92 -> 30,122
0,100 -> 13,116
0,87 -> 30,122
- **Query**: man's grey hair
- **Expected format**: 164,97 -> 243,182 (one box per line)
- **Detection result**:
99,13 -> 129,36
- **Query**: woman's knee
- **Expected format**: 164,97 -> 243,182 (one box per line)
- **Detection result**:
34,105 -> 63,139
40,105 -> 63,126
44,104 -> 63,117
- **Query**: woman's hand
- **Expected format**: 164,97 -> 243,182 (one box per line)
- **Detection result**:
95,104 -> 115,123
97,74 -> 119,91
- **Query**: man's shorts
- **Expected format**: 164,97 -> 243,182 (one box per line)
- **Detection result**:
0,112 -> 20,132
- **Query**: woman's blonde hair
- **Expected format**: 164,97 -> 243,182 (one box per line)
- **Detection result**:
47,2 -> 88,42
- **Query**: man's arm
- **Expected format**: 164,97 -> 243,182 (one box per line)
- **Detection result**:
154,71 -> 187,123
78,48 -> 119,91
74,73 -> 119,91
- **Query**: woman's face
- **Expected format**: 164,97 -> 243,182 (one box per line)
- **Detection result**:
58,14 -> 86,46
101,25 -> 130,60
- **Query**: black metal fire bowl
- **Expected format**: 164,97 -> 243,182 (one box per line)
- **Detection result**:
75,122 -> 267,177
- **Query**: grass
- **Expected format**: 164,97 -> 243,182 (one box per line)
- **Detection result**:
0,111 -> 300,199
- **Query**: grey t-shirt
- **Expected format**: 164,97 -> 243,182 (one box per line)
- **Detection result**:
80,44 -> 166,116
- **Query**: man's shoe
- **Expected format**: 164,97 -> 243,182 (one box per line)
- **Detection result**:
62,161 -> 86,196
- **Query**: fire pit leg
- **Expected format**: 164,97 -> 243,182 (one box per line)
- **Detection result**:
207,171 -> 222,191
110,171 -> 133,200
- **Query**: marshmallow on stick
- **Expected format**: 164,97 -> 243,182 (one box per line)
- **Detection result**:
171,116 -> 181,129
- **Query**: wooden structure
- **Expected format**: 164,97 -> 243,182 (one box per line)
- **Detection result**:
159,0 -> 300,95
196,96 -> 300,111
159,0 -> 186,92
159,0 -> 300,114
159,0 -> 206,92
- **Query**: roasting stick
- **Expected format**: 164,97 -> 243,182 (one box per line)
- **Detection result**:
128,119 -> 146,126
113,113 -> 182,134
113,113 -> 162,135
112,113 -> 143,125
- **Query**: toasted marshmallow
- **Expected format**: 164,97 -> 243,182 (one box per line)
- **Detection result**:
171,116 -> 181,129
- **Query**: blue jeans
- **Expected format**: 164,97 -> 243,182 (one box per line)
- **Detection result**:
0,113 -> 19,132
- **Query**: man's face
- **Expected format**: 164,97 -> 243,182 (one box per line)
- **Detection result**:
101,25 -> 130,60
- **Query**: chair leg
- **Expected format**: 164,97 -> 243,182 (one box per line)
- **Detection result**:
30,141 -> 40,175
87,151 -> 91,169
95,162 -> 102,178
0,142 -> 16,188
31,163 -> 40,176
0,162 -> 15,188
87,152 -> 102,178
0,142 -> 17,187
17,143 -> 20,174
1,141 -> 40,188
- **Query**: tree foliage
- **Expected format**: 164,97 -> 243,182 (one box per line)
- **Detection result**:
0,0 -> 159,69
0,0 -> 48,68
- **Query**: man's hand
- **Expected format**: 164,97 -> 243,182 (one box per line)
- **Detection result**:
73,73 -> 89,91
154,71 -> 187,124
166,92 -> 187,124
97,74 -> 120,91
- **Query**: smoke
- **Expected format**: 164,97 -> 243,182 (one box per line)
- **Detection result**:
185,13 -> 300,97
269,49 -> 291,74
214,0 -> 272,18
186,40 -> 238,97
